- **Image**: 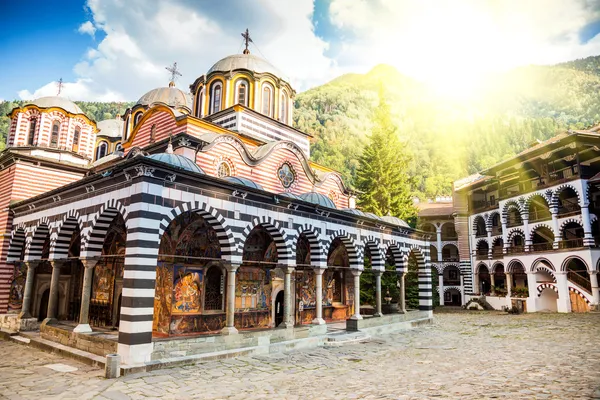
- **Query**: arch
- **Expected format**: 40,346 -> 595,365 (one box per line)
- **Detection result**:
27,219 -> 51,261
441,243 -> 458,261
561,256 -> 588,273
234,78 -> 249,107
210,80 -> 224,114
503,201 -> 523,227
440,221 -> 457,240
552,184 -> 582,208
51,211 -> 82,260
475,238 -> 489,256
83,200 -> 128,258
419,222 -> 436,234
486,211 -> 501,229
280,90 -> 288,124
530,224 -> 555,251
406,245 -> 433,311
96,141 -> 109,160
491,261 -> 504,274
292,223 -> 324,267
443,286 -> 462,294
133,111 -> 143,127
261,82 -> 274,117
72,126 -> 81,152
326,230 -> 360,270
442,264 -> 461,286
429,244 -> 438,262
476,263 -> 489,274
362,236 -> 383,271
158,201 -> 236,262
472,215 -> 487,236
507,260 -> 526,274
27,117 -> 37,146
531,257 -> 556,272
443,287 -> 462,306
241,216 -> 292,265
537,283 -> 559,297
384,242 -> 404,272
560,219 -> 583,238
506,228 -> 525,243
7,225 -> 27,262
203,263 -> 226,311
525,193 -> 552,221
50,120 -> 60,148
502,200 -> 522,216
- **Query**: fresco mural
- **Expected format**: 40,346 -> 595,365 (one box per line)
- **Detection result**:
159,211 -> 221,259
172,267 -> 203,313
7,263 -> 26,313
153,263 -> 173,334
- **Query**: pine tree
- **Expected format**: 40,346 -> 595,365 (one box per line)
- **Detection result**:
355,89 -> 417,222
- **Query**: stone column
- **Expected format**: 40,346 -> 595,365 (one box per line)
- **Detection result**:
74,259 -> 98,333
398,272 -> 406,313
551,210 -> 560,249
486,228 -> 493,259
280,266 -> 295,328
17,262 -> 37,319
505,273 -> 512,298
374,270 -> 383,317
460,274 -> 466,305
438,273 -> 444,306
490,273 -> 496,295
523,216 -> 531,251
221,264 -> 239,335
555,272 -> 571,313
589,271 -> 599,309
43,261 -> 61,325
581,205 -> 595,246
436,226 -> 443,262
501,219 -> 508,254
312,268 -> 326,325
525,272 -> 537,313
350,270 -> 362,320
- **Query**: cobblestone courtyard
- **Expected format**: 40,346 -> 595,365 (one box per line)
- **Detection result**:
1,311 -> 599,399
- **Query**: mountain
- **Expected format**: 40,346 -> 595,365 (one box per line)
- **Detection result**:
294,56 -> 600,198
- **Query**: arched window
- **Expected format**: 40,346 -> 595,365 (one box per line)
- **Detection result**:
262,83 -> 273,117
210,82 -> 223,114
204,266 -> 224,311
96,141 -> 108,160
72,127 -> 80,152
27,118 -> 36,146
197,89 -> 204,118
50,121 -> 60,148
217,161 -> 231,178
235,80 -> 248,107
134,112 -> 143,127
280,92 -> 287,123
115,142 -> 123,152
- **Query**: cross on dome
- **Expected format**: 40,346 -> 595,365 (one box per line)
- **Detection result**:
56,78 -> 63,96
165,62 -> 182,87
241,28 -> 253,54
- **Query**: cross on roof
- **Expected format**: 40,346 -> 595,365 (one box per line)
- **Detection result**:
57,78 -> 63,96
241,28 -> 253,54
165,62 -> 182,84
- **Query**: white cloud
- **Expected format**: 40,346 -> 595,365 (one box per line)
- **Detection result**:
78,21 -> 96,37
20,0 -> 337,102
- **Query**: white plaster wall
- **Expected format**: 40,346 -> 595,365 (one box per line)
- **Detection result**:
537,289 -> 558,312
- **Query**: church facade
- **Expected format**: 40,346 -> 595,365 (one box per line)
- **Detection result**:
1,46 -> 432,364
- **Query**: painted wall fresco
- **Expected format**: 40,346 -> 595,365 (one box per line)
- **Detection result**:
8,263 -> 26,313
92,266 -> 114,302
159,211 -> 221,259
153,263 -> 173,334
172,267 -> 203,313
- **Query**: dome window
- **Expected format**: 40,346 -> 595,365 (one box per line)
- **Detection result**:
277,162 -> 295,188
217,160 -> 232,178
210,81 -> 223,114
134,112 -> 143,127
262,83 -> 273,117
50,121 -> 60,148
96,141 -> 108,160
72,127 -> 80,153
27,118 -> 37,146
280,92 -> 287,124
236,80 -> 248,107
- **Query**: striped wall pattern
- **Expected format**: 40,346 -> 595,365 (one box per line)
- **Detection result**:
157,201 -> 237,263
289,224 -> 326,267
460,260 -> 473,293
325,229 -> 361,270
82,200 -> 127,258
568,286 -> 592,305
240,215 -> 292,265
362,235 -> 384,271
51,213 -> 81,260
26,218 -> 50,261
537,283 -> 558,296
6,227 -> 26,263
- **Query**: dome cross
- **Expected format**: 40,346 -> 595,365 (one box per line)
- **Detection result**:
241,28 -> 253,54
165,62 -> 182,86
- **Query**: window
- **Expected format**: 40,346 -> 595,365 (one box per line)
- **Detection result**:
50,121 -> 60,148
96,141 -> 108,160
72,127 -> 80,152
217,161 -> 231,178
204,266 -> 224,311
134,112 -> 143,127
115,142 -> 123,152
280,92 -> 287,123
27,118 -> 36,146
444,292 -> 451,302
211,82 -> 222,114
277,162 -> 295,188
197,89 -> 204,118
236,80 -> 248,106
262,84 -> 273,117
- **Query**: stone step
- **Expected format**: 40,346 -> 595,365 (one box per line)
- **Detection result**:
323,332 -> 370,347
11,335 -> 31,344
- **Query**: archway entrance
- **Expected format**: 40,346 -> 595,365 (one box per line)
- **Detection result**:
538,288 -> 558,312
38,289 -> 50,321
444,288 -> 462,306
275,291 -> 284,326
325,238 -> 352,321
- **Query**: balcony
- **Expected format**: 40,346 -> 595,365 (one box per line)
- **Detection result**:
506,246 -> 525,255
443,279 -> 461,286
491,249 -> 504,259
472,200 -> 498,213
559,238 -> 584,249
529,242 -> 553,252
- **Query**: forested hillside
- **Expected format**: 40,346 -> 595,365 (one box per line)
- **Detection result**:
1,55 -> 599,198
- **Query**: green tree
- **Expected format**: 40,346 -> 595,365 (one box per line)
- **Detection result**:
355,90 -> 417,221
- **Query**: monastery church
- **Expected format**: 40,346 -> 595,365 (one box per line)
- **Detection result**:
0,35 -> 433,365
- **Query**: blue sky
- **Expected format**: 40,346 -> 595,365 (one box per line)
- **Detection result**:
1,0 -> 599,102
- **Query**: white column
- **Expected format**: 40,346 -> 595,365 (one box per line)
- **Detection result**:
523,216 -> 531,251
374,270 -> 383,317
398,272 -> 407,313
200,88 -> 206,117
280,266 -> 295,328
581,205 -> 594,246
18,262 -> 37,319
438,274 -> 444,306
490,273 -> 496,295
74,259 -> 99,333
350,270 -> 362,320
460,274 -> 466,305
555,272 -> 571,313
589,271 -> 599,309
501,219 -> 508,254
436,226 -> 443,262
551,210 -> 560,249
312,268 -> 326,325
221,264 -> 239,335
505,273 -> 513,299
525,272 -> 537,313
486,228 -> 492,259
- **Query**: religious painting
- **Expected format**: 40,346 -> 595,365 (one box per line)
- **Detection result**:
328,239 -> 349,268
92,265 -> 114,302
172,266 -> 203,313
295,270 -> 316,324
234,310 -> 271,330
235,267 -> 271,310
153,263 -> 173,334
296,235 -> 311,266
242,226 -> 278,263
170,314 -> 225,335
159,211 -> 221,260
7,264 -> 26,313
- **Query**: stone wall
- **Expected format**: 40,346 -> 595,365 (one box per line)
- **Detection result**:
40,324 -> 117,357
0,314 -> 38,332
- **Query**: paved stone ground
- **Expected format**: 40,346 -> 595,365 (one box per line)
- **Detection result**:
1,311 -> 600,399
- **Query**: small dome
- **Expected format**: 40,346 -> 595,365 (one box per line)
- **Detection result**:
208,53 -> 284,80
342,208 -> 368,217
137,86 -> 192,109
97,119 -> 124,138
278,192 -> 303,201
365,212 -> 383,221
223,176 -> 264,190
299,192 -> 336,209
27,96 -> 84,115
381,215 -> 410,228
145,153 -> 204,174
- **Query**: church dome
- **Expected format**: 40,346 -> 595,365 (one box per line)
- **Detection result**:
97,119 -> 124,138
145,153 -> 204,174
137,85 -> 192,109
208,53 -> 284,80
223,176 -> 264,190
27,96 -> 84,115
299,192 -> 336,209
